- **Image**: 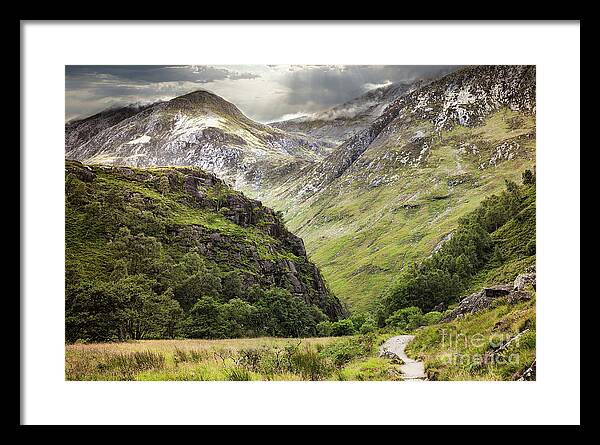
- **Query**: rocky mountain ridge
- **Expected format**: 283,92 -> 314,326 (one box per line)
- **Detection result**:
65,90 -> 328,193
275,65 -> 536,203
258,65 -> 536,311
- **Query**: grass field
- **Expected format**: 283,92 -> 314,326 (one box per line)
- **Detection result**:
65,334 -> 403,381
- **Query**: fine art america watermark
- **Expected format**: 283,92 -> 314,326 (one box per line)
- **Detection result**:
439,329 -> 527,366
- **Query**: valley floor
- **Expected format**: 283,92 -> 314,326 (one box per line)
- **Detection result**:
65,336 -> 402,381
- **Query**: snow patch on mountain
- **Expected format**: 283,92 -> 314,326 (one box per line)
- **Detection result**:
126,135 -> 152,144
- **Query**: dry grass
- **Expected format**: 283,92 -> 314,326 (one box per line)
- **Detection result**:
67,337 -> 337,354
65,337 -> 342,381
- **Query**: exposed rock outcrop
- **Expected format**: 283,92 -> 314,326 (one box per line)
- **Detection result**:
442,269 -> 536,322
514,270 -> 536,291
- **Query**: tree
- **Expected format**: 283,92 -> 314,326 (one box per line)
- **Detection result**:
316,321 -> 333,336
111,227 -> 164,276
183,296 -> 226,339
221,270 -> 244,300
255,288 -> 326,337
174,269 -> 222,311
359,315 -> 378,334
65,279 -> 122,343
151,288 -> 184,339
221,298 -> 260,337
112,275 -> 182,340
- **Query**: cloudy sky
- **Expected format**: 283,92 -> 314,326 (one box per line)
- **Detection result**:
65,65 -> 459,123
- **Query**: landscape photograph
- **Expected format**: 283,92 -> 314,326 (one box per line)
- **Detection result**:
64,64 -> 537,382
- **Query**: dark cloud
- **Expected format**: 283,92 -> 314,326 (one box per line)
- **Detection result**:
282,65 -> 458,108
66,65 -> 258,85
65,65 -> 261,121
65,65 -> 460,122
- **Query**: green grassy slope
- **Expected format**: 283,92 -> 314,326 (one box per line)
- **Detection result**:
260,108 -> 535,313
406,293 -> 536,380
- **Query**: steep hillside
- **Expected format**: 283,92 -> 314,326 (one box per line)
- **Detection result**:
65,160 -> 345,343
270,81 -> 419,146
260,66 -> 536,312
65,91 -> 328,193
381,177 -> 536,316
366,178 -> 536,381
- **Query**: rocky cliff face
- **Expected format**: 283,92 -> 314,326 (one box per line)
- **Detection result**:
66,104 -> 152,151
66,160 -> 345,320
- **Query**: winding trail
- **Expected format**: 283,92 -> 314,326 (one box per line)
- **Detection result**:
379,335 -> 426,381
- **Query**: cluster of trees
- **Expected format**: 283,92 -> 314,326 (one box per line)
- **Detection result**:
66,227 -> 327,342
384,307 -> 443,330
177,288 -> 327,340
381,171 -> 536,318
66,258 -> 327,342
66,164 -> 536,341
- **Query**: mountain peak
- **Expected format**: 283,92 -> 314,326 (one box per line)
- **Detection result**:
168,89 -> 244,118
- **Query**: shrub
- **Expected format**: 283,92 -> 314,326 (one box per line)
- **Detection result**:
225,367 -> 252,381
320,334 -> 375,367
183,296 -> 226,339
316,321 -> 333,336
330,319 -> 356,336
422,311 -> 443,326
173,348 -> 207,365
237,347 -> 266,372
95,350 -> 165,379
349,313 -> 367,330
385,307 -> 423,330
287,347 -> 332,381
359,316 -> 378,334
522,169 -> 535,185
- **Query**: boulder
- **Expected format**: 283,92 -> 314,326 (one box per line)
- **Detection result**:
442,282 -> 528,322
513,272 -> 536,291
183,175 -> 206,201
514,359 -> 536,381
